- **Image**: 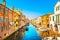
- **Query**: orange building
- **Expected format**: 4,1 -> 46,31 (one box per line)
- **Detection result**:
0,4 -> 4,40
0,0 -> 29,40
0,3 -> 14,39
41,14 -> 51,28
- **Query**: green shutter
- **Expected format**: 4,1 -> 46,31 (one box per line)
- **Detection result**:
56,15 -> 58,23
58,15 -> 60,24
56,15 -> 60,24
58,15 -> 59,24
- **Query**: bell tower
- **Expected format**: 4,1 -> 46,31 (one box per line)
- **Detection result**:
3,0 -> 6,6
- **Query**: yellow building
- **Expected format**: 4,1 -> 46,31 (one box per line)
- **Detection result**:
41,13 -> 51,28
14,10 -> 19,30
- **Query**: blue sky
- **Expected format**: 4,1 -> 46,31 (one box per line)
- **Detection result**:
0,0 -> 58,19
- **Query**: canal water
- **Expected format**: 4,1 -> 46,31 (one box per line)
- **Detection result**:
22,23 -> 42,40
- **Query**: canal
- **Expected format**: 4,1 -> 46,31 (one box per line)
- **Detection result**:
3,23 -> 42,40
22,23 -> 42,40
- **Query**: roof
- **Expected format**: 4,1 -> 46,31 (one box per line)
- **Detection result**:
41,13 -> 53,17
0,4 -> 13,12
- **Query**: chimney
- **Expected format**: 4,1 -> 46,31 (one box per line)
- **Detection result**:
3,0 -> 6,6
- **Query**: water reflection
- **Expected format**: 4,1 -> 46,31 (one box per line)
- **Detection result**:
22,24 -> 42,40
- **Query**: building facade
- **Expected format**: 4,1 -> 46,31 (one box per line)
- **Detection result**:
0,0 -> 29,40
0,3 -> 15,40
41,14 -> 51,28
54,1 -> 60,33
14,10 -> 19,30
50,1 -> 60,33
50,14 -> 55,31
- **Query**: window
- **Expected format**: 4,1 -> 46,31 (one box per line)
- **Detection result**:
56,7 -> 58,11
16,24 -> 18,27
47,24 -> 49,28
59,15 -> 60,23
53,16 -> 54,21
0,8 -> 3,12
56,15 -> 60,24
1,27 -> 3,32
16,19 -> 18,22
0,17 -> 2,22
56,6 -> 60,11
5,18 -> 9,22
58,6 -> 60,10
15,19 -> 18,23
56,15 -> 58,23
55,24 -> 58,31
5,10 -> 8,14
58,15 -> 59,24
